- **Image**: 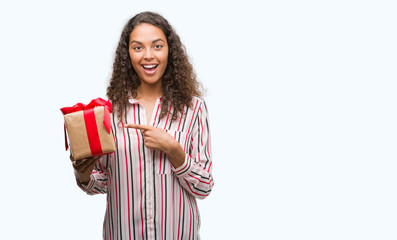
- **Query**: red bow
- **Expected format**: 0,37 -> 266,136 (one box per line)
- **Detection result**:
61,98 -> 112,153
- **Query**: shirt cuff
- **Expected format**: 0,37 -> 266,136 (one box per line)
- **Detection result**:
77,175 -> 95,191
171,155 -> 192,177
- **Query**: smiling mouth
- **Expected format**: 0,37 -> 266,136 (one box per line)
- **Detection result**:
142,64 -> 158,69
141,64 -> 158,74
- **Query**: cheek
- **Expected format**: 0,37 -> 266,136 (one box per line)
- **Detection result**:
157,47 -> 169,63
159,52 -> 169,66
129,49 -> 140,61
130,54 -> 141,68
163,50 -> 169,63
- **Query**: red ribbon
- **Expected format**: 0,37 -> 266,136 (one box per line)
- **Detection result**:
60,98 -> 112,155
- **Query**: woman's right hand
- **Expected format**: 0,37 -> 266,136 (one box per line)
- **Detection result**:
70,155 -> 101,185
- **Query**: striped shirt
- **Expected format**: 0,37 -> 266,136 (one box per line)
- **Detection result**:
78,96 -> 214,240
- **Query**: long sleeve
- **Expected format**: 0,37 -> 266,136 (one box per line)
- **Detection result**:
77,155 -> 110,195
171,100 -> 214,199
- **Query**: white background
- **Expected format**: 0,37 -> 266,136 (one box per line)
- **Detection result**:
1,0 -> 396,239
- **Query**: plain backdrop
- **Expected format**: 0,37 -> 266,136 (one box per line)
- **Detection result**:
1,0 -> 396,239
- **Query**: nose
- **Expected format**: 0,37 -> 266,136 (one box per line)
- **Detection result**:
143,48 -> 154,60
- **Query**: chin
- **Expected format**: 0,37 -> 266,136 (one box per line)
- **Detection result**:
140,77 -> 162,85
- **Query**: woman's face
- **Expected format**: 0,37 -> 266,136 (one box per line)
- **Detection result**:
129,23 -> 169,87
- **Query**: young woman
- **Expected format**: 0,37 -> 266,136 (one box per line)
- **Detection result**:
71,11 -> 214,239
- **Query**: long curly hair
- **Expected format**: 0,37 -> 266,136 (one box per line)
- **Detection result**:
107,11 -> 202,123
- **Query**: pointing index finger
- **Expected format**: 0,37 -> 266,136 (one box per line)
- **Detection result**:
124,123 -> 150,130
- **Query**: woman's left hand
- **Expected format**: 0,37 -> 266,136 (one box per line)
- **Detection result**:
124,123 -> 186,168
124,124 -> 175,152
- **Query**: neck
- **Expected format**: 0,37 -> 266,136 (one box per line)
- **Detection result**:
136,81 -> 163,101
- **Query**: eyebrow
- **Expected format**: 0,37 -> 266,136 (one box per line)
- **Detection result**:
130,38 -> 166,45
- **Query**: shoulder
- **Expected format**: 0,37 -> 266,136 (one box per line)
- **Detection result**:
191,95 -> 206,106
190,96 -> 210,113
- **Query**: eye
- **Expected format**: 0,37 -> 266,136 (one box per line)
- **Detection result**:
154,44 -> 163,49
133,46 -> 142,50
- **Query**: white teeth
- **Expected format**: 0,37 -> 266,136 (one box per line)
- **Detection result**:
143,65 -> 157,69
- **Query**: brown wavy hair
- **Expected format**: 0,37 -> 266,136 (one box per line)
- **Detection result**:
107,11 -> 202,123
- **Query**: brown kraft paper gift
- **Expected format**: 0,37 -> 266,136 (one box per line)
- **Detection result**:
61,98 -> 115,160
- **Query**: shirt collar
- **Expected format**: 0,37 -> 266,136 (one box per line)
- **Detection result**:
128,98 -> 139,104
128,97 -> 162,105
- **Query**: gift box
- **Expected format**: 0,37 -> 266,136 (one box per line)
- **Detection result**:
61,98 -> 116,160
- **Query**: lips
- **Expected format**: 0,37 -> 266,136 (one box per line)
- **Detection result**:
141,64 -> 158,75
